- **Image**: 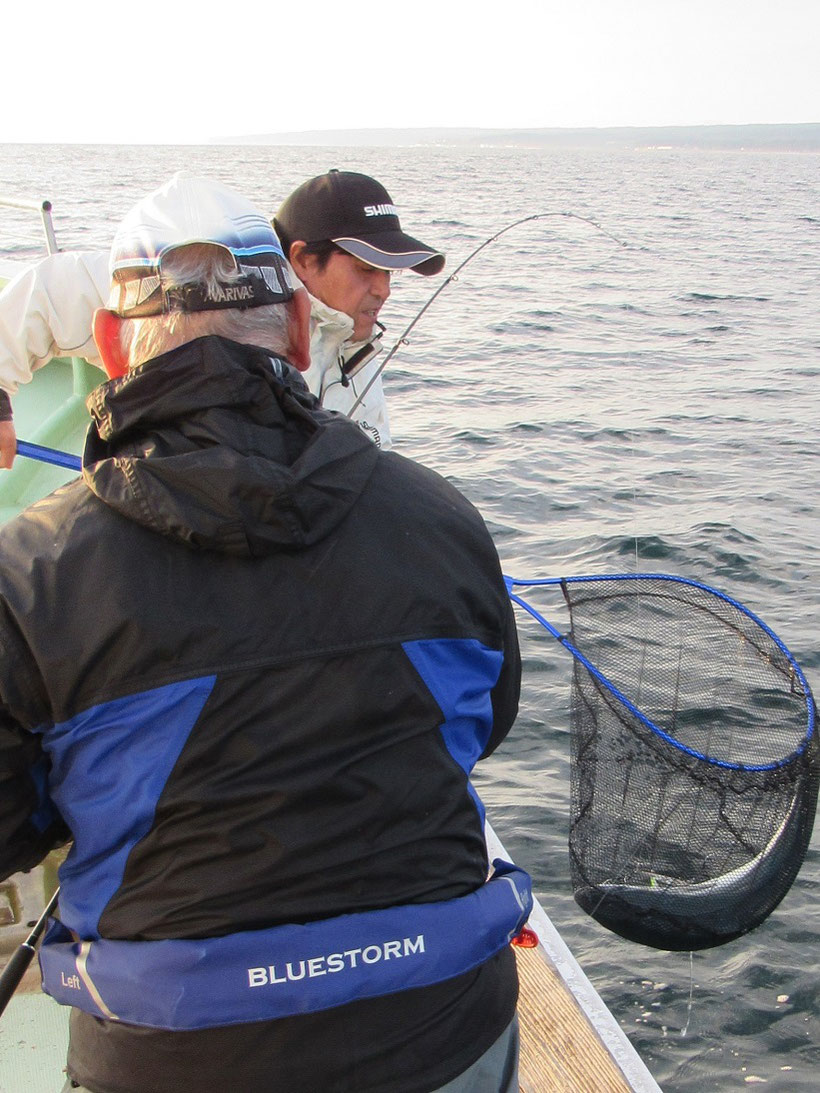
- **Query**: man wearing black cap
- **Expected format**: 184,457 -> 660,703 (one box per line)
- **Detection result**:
0,170 -> 444,464
0,174 -> 525,1092
274,170 -> 444,451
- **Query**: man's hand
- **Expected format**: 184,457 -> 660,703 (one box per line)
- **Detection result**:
0,420 -> 17,469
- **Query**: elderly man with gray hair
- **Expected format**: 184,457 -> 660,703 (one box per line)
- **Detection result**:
0,169 -> 445,464
0,174 -> 525,1092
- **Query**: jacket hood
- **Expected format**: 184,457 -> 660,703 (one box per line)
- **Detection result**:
82,336 -> 379,556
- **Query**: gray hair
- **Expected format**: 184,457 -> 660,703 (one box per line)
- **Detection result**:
117,244 -> 291,368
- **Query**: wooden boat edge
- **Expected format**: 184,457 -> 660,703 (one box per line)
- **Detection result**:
486,821 -> 662,1093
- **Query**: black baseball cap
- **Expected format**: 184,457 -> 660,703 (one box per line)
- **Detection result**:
274,170 -> 445,276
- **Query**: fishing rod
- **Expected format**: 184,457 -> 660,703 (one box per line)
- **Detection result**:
13,213 -> 631,469
0,886 -> 59,1016
347,210 -> 633,417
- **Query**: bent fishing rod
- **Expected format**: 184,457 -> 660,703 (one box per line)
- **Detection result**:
0,886 -> 59,1016
13,213 -> 631,473
346,210 -> 633,417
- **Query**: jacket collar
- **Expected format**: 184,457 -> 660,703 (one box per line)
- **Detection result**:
82,336 -> 379,556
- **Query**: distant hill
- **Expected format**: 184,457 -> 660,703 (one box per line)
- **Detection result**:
214,123 -> 820,151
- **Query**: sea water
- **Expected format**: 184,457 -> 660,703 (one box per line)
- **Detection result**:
0,141 -> 818,1091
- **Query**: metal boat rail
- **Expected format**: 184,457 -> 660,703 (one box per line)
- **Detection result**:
0,194 -> 59,256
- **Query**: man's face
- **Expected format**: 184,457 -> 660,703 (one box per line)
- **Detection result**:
297,251 -> 391,342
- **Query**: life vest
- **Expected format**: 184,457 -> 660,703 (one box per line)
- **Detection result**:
40,861 -> 531,1030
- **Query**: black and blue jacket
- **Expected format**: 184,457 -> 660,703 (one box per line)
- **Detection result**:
0,335 -> 523,1093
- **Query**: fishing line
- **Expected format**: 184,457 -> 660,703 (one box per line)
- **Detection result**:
630,426 -> 641,572
346,211 -> 635,417
680,951 -> 695,1037
16,212 -> 634,469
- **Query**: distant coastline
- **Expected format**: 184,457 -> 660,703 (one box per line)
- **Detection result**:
214,123 -> 820,151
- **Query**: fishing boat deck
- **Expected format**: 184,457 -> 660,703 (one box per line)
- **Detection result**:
485,824 -> 661,1093
516,937 -> 635,1092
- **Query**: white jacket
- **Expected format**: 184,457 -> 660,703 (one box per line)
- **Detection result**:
0,251 -> 391,448
302,295 -> 391,450
0,251 -> 108,385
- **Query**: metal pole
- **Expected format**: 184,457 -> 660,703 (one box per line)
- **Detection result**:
0,195 -> 59,254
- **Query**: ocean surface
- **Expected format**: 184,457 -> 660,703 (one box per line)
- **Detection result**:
0,142 -> 818,1091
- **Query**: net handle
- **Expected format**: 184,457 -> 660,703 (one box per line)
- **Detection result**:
504,572 -> 815,771
16,440 -> 82,471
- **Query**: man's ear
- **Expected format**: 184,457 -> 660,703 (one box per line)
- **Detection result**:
285,288 -> 312,372
287,241 -> 310,283
92,308 -> 129,379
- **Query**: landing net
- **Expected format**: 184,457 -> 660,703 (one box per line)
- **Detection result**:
507,574 -> 818,951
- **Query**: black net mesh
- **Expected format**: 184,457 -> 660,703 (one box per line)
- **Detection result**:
563,576 -> 818,950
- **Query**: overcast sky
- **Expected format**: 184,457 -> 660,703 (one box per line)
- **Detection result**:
3,1 -> 818,144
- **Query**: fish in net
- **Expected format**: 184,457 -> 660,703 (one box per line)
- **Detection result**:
506,574 -> 818,951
